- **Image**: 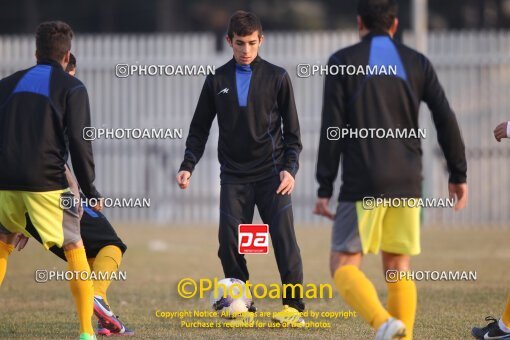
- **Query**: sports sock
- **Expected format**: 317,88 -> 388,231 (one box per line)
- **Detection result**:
334,265 -> 391,329
501,294 -> 510,330
387,276 -> 417,339
92,245 -> 122,307
64,247 -> 94,335
0,240 -> 14,286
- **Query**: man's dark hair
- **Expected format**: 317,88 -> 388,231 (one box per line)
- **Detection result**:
227,11 -> 262,40
65,53 -> 76,73
36,21 -> 74,62
357,0 -> 398,32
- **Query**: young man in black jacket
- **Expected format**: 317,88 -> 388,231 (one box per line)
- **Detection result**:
176,10 -> 305,326
314,1 -> 467,339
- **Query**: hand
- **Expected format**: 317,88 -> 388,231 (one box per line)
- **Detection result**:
13,233 -> 29,251
78,203 -> 84,219
448,183 -> 468,211
276,171 -> 295,195
70,190 -> 83,219
313,197 -> 335,220
91,198 -> 104,212
494,121 -> 509,142
176,171 -> 191,190
64,164 -> 84,217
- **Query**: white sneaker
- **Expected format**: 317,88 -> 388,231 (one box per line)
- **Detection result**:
375,317 -> 406,340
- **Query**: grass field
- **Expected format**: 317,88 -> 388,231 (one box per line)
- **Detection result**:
1,224 -> 508,339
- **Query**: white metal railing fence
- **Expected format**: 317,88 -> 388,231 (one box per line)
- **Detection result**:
1,30 -> 509,227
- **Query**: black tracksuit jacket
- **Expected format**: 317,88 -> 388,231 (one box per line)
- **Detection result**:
316,32 -> 467,201
0,59 -> 101,199
179,56 -> 302,184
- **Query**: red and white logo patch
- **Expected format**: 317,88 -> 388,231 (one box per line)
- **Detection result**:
238,224 -> 269,254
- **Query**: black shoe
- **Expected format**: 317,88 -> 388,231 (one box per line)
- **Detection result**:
472,316 -> 510,339
248,301 -> 257,312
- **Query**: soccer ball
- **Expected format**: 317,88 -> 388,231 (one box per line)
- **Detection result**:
209,278 -> 252,319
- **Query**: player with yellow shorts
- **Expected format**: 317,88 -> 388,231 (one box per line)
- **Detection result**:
0,190 -> 81,250
314,1 -> 468,339
332,202 -> 420,256
0,21 -> 103,340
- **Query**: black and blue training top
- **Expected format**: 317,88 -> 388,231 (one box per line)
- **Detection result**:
316,32 -> 467,201
0,59 -> 101,199
180,56 -> 302,184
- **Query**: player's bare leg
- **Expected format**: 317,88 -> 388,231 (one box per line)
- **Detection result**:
330,251 -> 362,276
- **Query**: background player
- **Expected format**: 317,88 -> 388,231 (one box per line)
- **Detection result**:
470,120 -> 510,339
0,21 -> 102,340
176,10 -> 305,326
314,1 -> 468,339
66,52 -> 77,75
22,171 -> 133,337
12,53 -> 133,337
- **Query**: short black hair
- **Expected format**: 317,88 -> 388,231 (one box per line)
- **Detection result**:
357,0 -> 398,32
65,53 -> 76,73
35,21 -> 74,62
227,11 -> 262,40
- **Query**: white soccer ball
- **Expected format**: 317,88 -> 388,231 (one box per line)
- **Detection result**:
209,278 -> 252,319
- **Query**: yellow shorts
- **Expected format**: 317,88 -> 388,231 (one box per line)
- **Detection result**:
331,201 -> 421,255
0,189 -> 81,249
